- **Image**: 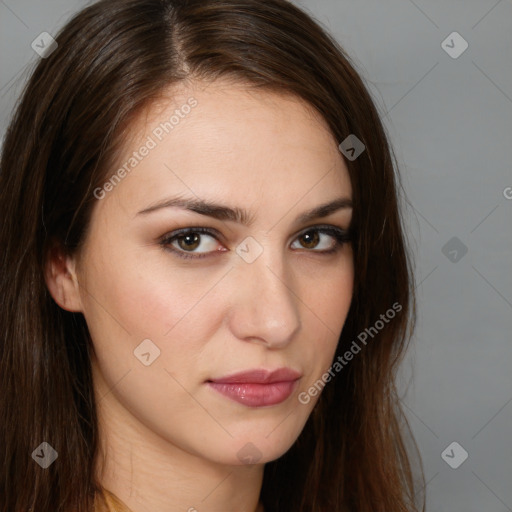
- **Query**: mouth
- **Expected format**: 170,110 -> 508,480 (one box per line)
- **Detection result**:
206,368 -> 302,407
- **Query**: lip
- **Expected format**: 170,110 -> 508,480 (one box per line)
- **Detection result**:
208,368 -> 302,384
206,368 -> 302,407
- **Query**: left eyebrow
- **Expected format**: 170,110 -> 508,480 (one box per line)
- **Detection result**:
136,195 -> 353,227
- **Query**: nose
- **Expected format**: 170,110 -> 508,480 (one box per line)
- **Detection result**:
226,241 -> 301,349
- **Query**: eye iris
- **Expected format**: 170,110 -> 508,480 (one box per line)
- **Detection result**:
178,233 -> 200,251
300,230 -> 319,249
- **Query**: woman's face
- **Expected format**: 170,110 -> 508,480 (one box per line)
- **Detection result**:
71,80 -> 354,467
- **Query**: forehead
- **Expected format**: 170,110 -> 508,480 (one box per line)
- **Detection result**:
128,79 -> 340,159
97,79 -> 352,218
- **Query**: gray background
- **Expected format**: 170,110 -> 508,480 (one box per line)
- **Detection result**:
1,1 -> 511,511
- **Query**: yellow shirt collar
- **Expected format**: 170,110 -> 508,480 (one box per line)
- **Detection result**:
95,487 -> 133,512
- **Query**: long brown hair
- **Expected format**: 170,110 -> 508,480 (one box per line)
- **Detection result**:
0,0 -> 424,510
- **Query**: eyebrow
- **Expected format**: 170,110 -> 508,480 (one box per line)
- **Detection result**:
137,195 -> 352,226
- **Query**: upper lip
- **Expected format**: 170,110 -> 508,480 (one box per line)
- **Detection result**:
208,368 -> 302,384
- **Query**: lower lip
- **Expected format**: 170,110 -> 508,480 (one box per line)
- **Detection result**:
207,380 -> 299,407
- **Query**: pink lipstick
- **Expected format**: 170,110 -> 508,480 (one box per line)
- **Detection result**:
207,368 -> 301,407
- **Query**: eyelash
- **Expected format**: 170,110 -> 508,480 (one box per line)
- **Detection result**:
159,225 -> 352,260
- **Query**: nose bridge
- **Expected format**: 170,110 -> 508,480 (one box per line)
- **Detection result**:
228,236 -> 301,347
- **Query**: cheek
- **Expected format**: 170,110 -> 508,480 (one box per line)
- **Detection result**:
82,252 -> 223,419
126,264 -> 228,342
297,255 -> 354,365
297,251 -> 354,328
86,253 -> 229,384
84,242 -> 218,339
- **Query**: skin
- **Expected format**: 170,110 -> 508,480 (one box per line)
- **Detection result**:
45,79 -> 354,512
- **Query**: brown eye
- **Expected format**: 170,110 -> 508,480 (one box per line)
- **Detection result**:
176,233 -> 201,251
291,226 -> 350,253
160,227 -> 222,259
298,230 -> 320,249
160,225 -> 351,261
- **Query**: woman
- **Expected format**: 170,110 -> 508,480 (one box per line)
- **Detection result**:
0,0 -> 424,511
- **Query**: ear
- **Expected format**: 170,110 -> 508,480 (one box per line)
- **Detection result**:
44,242 -> 84,313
